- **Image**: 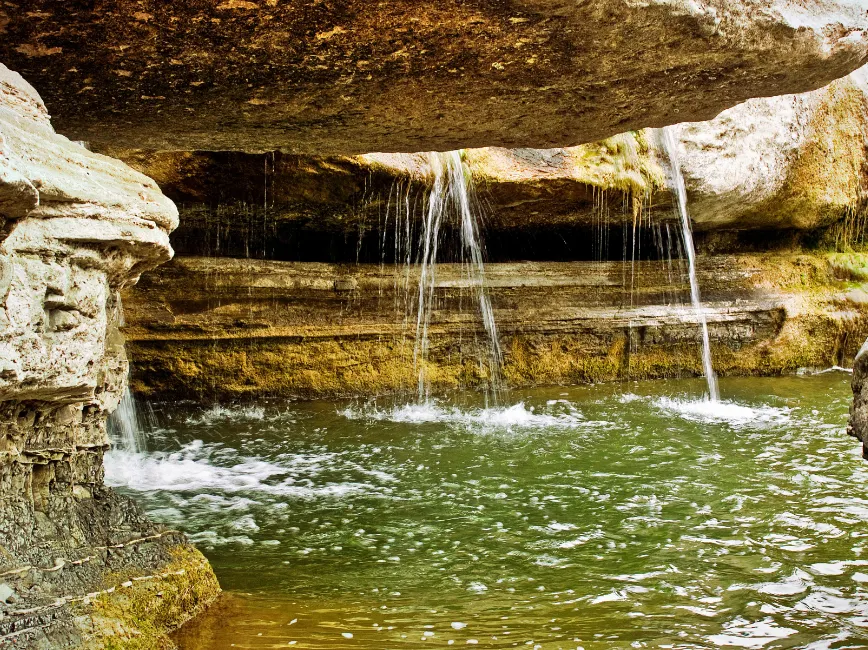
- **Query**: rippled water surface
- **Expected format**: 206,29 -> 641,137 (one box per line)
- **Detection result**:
105,374 -> 868,649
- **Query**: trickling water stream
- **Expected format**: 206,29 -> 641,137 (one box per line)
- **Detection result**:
659,127 -> 720,401
107,386 -> 149,453
413,151 -> 502,402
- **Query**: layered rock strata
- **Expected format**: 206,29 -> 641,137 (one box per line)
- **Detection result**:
3,1 -> 868,152
0,64 -> 218,648
122,254 -> 868,401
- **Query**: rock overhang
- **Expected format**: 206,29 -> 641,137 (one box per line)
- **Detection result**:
3,0 -> 868,153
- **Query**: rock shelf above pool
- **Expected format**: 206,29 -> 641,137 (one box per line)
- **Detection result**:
3,1 -> 868,152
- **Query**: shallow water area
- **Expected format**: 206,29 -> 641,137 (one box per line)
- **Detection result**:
105,374 -> 868,649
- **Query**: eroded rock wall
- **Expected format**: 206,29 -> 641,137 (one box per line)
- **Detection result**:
0,64 -> 218,648
109,66 -> 868,403
121,254 -> 868,401
2,1 -> 868,152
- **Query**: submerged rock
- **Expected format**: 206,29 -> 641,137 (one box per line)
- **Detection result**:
0,63 -> 219,647
2,1 -> 868,152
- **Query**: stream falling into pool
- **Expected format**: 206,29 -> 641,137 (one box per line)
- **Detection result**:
659,127 -> 719,402
105,374 -> 868,649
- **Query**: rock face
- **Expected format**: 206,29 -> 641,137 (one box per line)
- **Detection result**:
104,65 -> 868,257
122,254 -> 868,401
0,64 -> 218,648
110,67 -> 868,402
2,1 -> 868,152
673,67 -> 868,231
849,340 -> 868,456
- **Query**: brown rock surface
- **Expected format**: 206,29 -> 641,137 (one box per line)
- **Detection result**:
2,0 -> 868,152
122,254 -> 868,401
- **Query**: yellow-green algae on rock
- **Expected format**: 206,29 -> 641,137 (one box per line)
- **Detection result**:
77,546 -> 220,650
121,253 -> 868,402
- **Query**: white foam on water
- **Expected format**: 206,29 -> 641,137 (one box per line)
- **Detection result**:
104,440 -> 392,499
183,404 -> 298,427
188,530 -> 256,547
341,399 -> 606,432
797,366 -> 854,376
654,397 -> 791,427
185,404 -> 267,425
707,618 -> 797,648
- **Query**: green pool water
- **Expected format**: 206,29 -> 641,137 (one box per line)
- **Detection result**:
106,373 -> 868,649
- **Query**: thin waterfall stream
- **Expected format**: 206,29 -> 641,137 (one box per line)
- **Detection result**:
107,386 -> 149,453
412,150 -> 503,403
659,127 -> 720,401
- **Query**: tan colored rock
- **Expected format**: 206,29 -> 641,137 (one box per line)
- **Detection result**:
0,63 -> 176,403
2,0 -> 868,152
674,66 -> 868,230
0,63 -> 218,648
122,254 -> 868,401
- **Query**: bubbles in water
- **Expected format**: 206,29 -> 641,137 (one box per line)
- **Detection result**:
185,404 -> 267,425
341,399 -> 609,433
104,440 -> 394,499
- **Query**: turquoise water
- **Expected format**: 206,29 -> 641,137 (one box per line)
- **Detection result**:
106,374 -> 868,649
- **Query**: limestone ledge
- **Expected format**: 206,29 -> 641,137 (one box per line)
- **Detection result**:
3,0 -> 868,152
108,68 -> 868,246
121,253 -> 868,401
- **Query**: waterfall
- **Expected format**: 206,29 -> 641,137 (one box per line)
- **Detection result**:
413,151 -> 503,402
659,127 -> 719,401
107,386 -> 149,453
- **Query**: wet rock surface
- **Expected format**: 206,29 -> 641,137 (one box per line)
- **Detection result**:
121,254 -> 868,401
0,64 -> 219,648
2,1 -> 868,152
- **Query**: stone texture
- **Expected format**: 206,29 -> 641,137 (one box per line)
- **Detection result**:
0,63 -> 218,648
2,1 -> 868,153
849,338 -> 868,456
121,254 -> 868,401
672,67 -> 868,230
104,66 -> 868,250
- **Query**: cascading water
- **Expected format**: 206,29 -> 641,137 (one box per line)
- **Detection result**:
107,385 -> 149,453
659,127 -> 719,401
413,151 -> 503,402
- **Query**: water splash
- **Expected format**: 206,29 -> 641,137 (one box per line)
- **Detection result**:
107,387 -> 149,453
653,396 -> 791,428
659,127 -> 719,401
340,398 -> 602,433
105,440 -> 394,499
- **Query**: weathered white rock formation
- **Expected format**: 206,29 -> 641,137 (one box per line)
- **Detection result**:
674,66 -> 868,230
0,63 -> 217,648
